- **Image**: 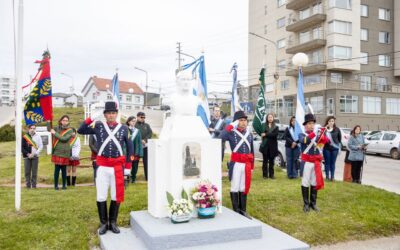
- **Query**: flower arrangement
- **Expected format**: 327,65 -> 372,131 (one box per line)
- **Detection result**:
166,189 -> 193,223
191,180 -> 220,209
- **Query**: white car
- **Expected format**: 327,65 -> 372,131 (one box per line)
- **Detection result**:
340,128 -> 352,149
253,124 -> 288,169
365,131 -> 400,159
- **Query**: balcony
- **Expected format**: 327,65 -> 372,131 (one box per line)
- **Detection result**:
286,28 -> 326,54
286,64 -> 326,76
286,39 -> 325,54
326,81 -> 400,93
286,0 -> 319,10
286,14 -> 326,32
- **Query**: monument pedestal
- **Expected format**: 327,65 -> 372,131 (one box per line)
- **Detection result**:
99,207 -> 310,250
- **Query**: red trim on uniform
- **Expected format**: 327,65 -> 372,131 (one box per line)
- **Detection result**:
96,156 -> 126,203
226,124 -> 234,132
85,117 -> 93,125
107,121 -> 118,126
124,162 -> 131,170
301,154 -> 324,190
231,152 -> 254,195
306,131 -> 316,139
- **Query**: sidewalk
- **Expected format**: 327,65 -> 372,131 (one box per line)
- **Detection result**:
312,236 -> 400,250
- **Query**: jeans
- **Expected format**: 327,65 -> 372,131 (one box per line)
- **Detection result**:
54,165 -> 67,189
323,149 -> 339,180
285,147 -> 300,178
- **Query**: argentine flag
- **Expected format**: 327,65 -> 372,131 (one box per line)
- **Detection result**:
294,67 -> 305,140
182,56 -> 210,127
111,73 -> 120,108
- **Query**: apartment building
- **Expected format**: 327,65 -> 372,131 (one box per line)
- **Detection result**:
0,76 -> 16,106
249,0 -> 400,130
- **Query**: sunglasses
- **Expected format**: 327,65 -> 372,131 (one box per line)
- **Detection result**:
140,116 -> 146,119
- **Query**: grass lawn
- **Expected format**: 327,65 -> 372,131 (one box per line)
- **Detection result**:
1,140 -> 400,249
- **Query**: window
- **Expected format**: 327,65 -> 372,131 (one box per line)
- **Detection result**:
340,95 -> 358,113
264,25 -> 268,34
285,99 -> 294,116
386,98 -> 400,115
278,59 -> 286,69
299,8 -> 311,20
277,17 -> 286,28
266,83 -> 274,93
376,77 -> 388,91
277,38 -> 286,49
329,0 -> 352,9
304,74 -> 321,85
280,80 -> 289,90
107,94 -> 112,100
327,98 -> 334,115
329,20 -> 352,35
126,105 -> 132,110
277,0 -> 287,7
126,95 -> 132,102
135,96 -> 141,103
369,133 -> 382,141
383,133 -> 396,141
363,96 -> 381,114
379,31 -> 390,44
331,72 -> 343,84
299,31 -> 311,44
379,8 -> 390,21
329,46 -> 352,60
378,55 -> 390,67
313,27 -> 323,39
310,96 -> 323,114
307,50 -> 323,64
361,5 -> 368,17
360,29 -> 368,41
119,94 -> 122,101
313,2 -> 323,14
360,76 -> 372,91
360,52 -> 368,64
92,92 -> 97,100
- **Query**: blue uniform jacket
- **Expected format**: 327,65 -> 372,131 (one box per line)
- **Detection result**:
299,131 -> 324,156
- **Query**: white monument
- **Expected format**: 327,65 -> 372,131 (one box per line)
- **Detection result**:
148,71 -> 222,218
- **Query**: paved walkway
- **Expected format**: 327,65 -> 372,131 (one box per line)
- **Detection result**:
312,236 -> 400,250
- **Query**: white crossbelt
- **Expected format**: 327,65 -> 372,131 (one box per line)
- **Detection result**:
131,128 -> 139,140
233,129 -> 250,153
212,118 -> 224,138
98,121 -> 123,156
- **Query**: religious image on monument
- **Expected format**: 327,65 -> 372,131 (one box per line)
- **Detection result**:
182,142 -> 201,179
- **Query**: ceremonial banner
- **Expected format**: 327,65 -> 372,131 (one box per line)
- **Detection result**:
252,68 -> 266,136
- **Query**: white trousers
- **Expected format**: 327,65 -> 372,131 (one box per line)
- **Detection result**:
302,161 -> 316,187
96,166 -> 116,202
231,162 -> 246,192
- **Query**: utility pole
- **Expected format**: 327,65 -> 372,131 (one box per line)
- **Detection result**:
176,42 -> 181,72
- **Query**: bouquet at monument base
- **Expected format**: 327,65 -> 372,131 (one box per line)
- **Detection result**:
191,180 -> 220,219
166,189 -> 193,224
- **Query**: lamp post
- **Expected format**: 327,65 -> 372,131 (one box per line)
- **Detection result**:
249,32 -> 279,119
134,66 -> 148,108
292,52 -> 309,115
152,80 -> 162,106
61,72 -> 75,93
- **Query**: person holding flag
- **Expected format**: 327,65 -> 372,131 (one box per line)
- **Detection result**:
21,124 -> 43,188
78,101 -> 134,235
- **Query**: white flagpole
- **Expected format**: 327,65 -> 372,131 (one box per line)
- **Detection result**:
15,0 -> 24,211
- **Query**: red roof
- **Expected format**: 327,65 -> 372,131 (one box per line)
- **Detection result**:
91,76 -> 144,95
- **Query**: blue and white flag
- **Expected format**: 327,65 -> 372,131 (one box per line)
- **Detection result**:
182,56 -> 210,127
294,67 -> 305,141
111,73 -> 120,107
230,62 -> 242,115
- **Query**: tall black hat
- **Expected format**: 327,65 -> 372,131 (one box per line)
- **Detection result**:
104,101 -> 118,114
303,113 -> 316,125
233,110 -> 247,121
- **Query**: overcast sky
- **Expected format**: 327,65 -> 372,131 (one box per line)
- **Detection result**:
0,0 -> 249,96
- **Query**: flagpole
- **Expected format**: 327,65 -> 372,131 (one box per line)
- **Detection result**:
15,0 -> 24,211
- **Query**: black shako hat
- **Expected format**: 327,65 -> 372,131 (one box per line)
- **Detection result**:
104,101 -> 118,114
303,113 -> 316,125
233,110 -> 248,121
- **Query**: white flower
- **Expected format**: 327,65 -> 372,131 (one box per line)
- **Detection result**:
177,210 -> 183,215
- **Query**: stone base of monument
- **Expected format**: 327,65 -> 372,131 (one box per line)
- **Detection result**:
99,207 -> 309,250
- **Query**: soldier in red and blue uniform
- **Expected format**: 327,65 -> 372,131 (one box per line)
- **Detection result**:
299,113 -> 329,213
220,111 -> 254,219
78,101 -> 134,235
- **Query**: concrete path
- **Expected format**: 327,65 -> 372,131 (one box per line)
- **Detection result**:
312,236 -> 400,250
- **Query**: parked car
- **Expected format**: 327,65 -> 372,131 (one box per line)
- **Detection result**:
339,128 -> 352,149
362,130 -> 381,139
365,131 -> 400,159
253,124 -> 288,169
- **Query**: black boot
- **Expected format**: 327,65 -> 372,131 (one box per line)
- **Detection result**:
66,176 -> 71,186
310,186 -> 320,212
238,192 -> 252,219
301,186 -> 310,213
97,201 -> 108,235
230,192 -> 239,213
72,176 -> 76,186
109,200 -> 120,234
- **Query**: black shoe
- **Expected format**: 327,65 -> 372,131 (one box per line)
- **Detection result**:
55,187 -> 59,190
238,192 -> 252,219
97,201 -> 108,235
66,176 -> 71,186
62,186 -> 67,190
310,186 -> 320,212
301,186 -> 310,213
270,176 -> 275,179
109,200 -> 120,234
230,192 -> 239,213
72,176 -> 76,186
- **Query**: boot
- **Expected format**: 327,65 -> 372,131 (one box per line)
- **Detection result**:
301,186 -> 310,213
72,176 -> 76,186
97,201 -> 108,235
109,200 -> 120,234
238,192 -> 252,219
66,176 -> 71,186
310,186 -> 320,212
230,192 -> 239,213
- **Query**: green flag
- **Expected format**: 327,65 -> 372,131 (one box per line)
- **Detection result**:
252,68 -> 266,136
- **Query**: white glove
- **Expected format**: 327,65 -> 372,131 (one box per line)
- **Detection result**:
231,120 -> 239,129
314,124 -> 321,133
91,110 -> 103,122
124,169 -> 131,176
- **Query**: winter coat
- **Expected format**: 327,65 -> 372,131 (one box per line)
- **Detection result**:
260,124 -> 278,157
348,134 -> 365,162
52,126 -> 74,158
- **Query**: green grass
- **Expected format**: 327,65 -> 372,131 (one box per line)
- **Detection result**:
1,142 -> 400,249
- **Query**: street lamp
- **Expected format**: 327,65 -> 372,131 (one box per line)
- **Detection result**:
249,32 -> 279,119
134,66 -> 148,108
61,72 -> 74,93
